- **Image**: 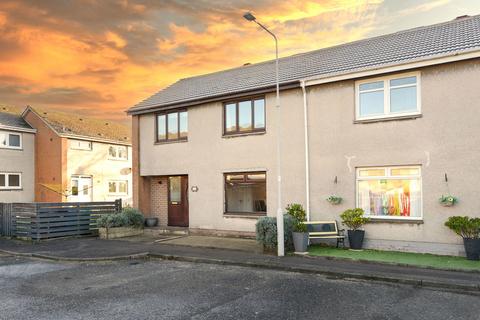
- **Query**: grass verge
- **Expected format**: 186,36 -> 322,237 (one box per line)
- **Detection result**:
308,246 -> 480,272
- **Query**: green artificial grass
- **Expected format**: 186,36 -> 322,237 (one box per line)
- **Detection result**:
308,245 -> 480,272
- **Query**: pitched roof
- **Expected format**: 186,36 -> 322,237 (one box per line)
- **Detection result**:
0,105 -> 34,131
129,14 -> 480,114
25,106 -> 131,144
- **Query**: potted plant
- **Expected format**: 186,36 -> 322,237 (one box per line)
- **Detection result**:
340,208 -> 370,250
145,217 -> 159,227
326,195 -> 343,205
445,216 -> 480,260
286,203 -> 308,253
439,195 -> 458,207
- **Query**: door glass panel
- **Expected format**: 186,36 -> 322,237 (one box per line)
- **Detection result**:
254,99 -> 265,129
179,111 -> 188,138
157,115 -> 166,140
238,101 -> 252,131
169,176 -> 181,203
167,113 -> 178,140
225,103 -> 236,132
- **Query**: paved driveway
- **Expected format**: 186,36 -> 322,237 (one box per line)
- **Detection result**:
0,255 -> 479,320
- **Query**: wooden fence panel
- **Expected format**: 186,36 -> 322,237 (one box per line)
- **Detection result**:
0,199 -> 121,240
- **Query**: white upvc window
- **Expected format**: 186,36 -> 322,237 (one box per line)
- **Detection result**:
108,145 -> 128,160
356,166 -> 422,220
108,180 -> 128,195
355,72 -> 421,120
0,172 -> 22,189
0,131 -> 22,149
70,139 -> 92,151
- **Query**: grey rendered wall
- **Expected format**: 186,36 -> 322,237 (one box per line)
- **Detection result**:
307,59 -> 480,255
0,132 -> 35,202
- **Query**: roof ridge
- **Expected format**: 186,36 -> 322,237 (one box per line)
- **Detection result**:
170,14 -> 480,82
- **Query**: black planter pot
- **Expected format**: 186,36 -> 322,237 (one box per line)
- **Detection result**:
348,230 -> 365,250
145,217 -> 158,227
463,238 -> 480,261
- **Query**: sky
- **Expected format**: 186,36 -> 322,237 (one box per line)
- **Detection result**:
0,0 -> 479,123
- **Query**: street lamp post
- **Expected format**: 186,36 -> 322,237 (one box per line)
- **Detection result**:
243,12 -> 284,257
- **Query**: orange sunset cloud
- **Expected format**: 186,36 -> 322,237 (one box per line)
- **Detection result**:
0,0 -> 479,123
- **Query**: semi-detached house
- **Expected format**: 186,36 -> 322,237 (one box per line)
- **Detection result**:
128,15 -> 480,256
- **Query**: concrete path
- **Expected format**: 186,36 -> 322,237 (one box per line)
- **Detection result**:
0,237 -> 479,293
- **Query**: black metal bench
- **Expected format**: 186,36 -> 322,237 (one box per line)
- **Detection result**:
305,220 -> 345,248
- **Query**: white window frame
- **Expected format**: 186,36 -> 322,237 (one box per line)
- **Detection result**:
108,180 -> 128,195
356,166 -> 423,221
108,145 -> 128,161
0,131 -> 22,150
355,71 -> 421,121
0,172 -> 22,190
69,139 -> 92,151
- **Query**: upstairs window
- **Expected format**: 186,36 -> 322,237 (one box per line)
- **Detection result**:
224,97 -> 265,135
70,139 -> 92,150
108,145 -> 128,160
0,172 -> 21,189
156,110 -> 188,142
356,72 -> 420,120
0,131 -> 22,149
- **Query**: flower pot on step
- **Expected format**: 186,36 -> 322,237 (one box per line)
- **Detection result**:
293,232 -> 309,253
348,230 -> 365,250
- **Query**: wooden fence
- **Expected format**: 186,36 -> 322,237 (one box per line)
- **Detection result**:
0,200 -> 121,240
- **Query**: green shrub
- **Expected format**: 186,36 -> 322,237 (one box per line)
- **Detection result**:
286,203 -> 307,233
96,207 -> 145,229
255,215 -> 294,251
340,208 -> 370,231
122,207 -> 144,228
97,213 -> 128,228
445,216 -> 480,239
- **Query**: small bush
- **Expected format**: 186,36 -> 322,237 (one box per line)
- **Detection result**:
286,203 -> 307,233
340,208 -> 370,231
97,207 -> 145,229
122,207 -> 145,228
445,216 -> 480,239
255,214 -> 294,251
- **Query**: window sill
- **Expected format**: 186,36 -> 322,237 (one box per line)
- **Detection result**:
354,114 -> 422,124
222,131 -> 266,139
108,158 -> 128,161
368,218 -> 423,224
0,147 -> 23,151
224,213 -> 266,219
0,188 -> 23,191
154,139 -> 188,145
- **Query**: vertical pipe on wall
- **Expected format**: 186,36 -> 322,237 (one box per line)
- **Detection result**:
301,80 -> 311,221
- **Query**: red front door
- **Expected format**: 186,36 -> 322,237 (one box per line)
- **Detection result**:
168,176 -> 189,227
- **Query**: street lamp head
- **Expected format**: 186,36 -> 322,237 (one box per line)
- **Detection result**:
243,12 -> 256,22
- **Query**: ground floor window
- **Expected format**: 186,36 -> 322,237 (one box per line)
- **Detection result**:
224,172 -> 266,215
0,172 -> 21,189
356,166 -> 422,219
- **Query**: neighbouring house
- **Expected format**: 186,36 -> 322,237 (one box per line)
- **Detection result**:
128,15 -> 480,255
22,106 -> 132,205
0,106 -> 36,202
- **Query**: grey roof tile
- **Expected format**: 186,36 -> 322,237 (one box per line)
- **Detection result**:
0,108 -> 32,130
129,15 -> 480,113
